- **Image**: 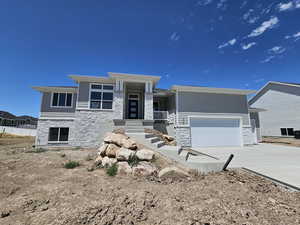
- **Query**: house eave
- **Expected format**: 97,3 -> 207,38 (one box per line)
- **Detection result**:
108,72 -> 161,84
171,85 -> 255,95
32,86 -> 78,93
69,75 -> 114,83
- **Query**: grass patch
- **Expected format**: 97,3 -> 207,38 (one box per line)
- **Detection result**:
64,160 -> 80,169
106,163 -> 118,176
127,154 -> 141,167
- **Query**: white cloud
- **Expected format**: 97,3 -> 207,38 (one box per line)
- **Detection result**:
243,9 -> 259,24
254,78 -> 265,83
170,32 -> 180,41
261,55 -> 275,63
248,17 -> 279,37
278,2 -> 293,11
217,0 -> 227,9
286,31 -> 300,41
196,0 -> 213,6
278,1 -> 300,11
242,42 -> 256,50
218,38 -> 237,49
268,46 -> 286,54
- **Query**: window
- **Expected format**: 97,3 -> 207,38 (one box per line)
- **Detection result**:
52,93 -> 72,107
90,84 -> 114,109
287,128 -> 294,136
281,128 -> 294,136
48,127 -> 69,142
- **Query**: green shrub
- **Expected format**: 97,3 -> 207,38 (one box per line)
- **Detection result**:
64,160 -> 80,169
106,163 -> 118,176
127,154 -> 140,167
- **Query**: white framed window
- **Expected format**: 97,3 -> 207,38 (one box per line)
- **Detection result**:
48,127 -> 69,143
51,93 -> 73,108
89,83 -> 114,110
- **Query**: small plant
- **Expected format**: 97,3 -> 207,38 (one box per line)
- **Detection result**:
106,163 -> 118,176
64,160 -> 80,169
60,153 -> 66,158
127,154 -> 141,167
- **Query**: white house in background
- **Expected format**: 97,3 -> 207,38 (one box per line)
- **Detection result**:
249,81 -> 300,137
33,72 -> 257,148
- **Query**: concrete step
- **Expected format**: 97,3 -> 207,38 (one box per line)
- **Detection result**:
145,133 -> 155,138
125,126 -> 145,129
125,121 -> 143,126
148,137 -> 161,143
153,140 -> 165,148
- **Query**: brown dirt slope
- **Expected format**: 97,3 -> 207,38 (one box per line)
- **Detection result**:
0,136 -> 299,225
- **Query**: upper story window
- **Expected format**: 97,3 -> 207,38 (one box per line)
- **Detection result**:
52,93 -> 73,107
90,84 -> 114,110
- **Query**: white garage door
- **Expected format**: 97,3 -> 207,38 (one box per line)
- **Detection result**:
190,117 -> 242,147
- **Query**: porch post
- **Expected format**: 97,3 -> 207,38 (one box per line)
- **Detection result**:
113,79 -> 124,119
144,81 -> 153,120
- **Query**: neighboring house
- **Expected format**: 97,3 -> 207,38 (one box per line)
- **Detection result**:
0,111 -> 38,128
249,81 -> 300,137
33,72 -> 256,148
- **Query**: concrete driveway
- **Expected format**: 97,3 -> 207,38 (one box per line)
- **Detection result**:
193,143 -> 300,188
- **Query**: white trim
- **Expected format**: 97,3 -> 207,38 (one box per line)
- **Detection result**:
76,81 -> 80,109
175,90 -> 179,125
188,115 -> 244,147
39,117 -> 75,120
33,86 -> 77,93
88,83 -> 114,110
108,72 -> 161,84
69,75 -> 114,83
50,92 -> 73,108
172,85 -> 255,95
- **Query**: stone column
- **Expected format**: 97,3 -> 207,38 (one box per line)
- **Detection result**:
144,81 -> 153,120
113,79 -> 124,119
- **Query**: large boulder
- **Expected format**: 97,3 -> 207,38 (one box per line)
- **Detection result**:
98,143 -> 108,157
106,144 -> 120,158
158,167 -> 190,179
116,148 -> 135,161
104,132 -> 137,150
94,156 -> 103,166
117,162 -> 133,175
102,156 -> 117,167
136,149 -> 154,161
132,161 -> 158,176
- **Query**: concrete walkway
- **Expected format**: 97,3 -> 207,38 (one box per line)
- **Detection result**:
193,143 -> 300,188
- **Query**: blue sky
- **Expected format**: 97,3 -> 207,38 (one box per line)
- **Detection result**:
1,0 -> 300,117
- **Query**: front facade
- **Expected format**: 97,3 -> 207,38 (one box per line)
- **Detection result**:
34,72 -> 256,148
249,81 -> 300,137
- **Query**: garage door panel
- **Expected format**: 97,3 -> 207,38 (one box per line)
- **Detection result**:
191,118 -> 242,147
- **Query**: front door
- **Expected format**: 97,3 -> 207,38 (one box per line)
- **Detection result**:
128,99 -> 139,119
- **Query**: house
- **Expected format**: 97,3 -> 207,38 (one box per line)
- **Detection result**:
0,111 -> 38,128
33,72 -> 256,148
249,81 -> 300,137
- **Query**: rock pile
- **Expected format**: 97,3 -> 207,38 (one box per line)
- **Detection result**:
95,132 -> 158,176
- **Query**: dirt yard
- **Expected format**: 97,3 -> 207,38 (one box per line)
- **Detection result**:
0,136 -> 299,225
262,136 -> 300,147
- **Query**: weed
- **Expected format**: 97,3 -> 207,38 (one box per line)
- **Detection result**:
127,154 -> 141,167
60,153 -> 66,158
106,163 -> 118,176
64,160 -> 80,169
0,128 -> 5,138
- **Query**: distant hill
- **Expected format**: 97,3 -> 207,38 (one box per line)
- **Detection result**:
0,111 -> 37,123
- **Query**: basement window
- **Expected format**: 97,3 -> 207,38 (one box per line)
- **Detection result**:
280,128 -> 294,136
48,127 -> 69,142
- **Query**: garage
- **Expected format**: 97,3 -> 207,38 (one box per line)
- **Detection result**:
190,117 -> 242,147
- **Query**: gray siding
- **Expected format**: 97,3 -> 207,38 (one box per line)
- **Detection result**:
177,92 -> 250,126
41,92 -> 77,113
251,88 -> 300,136
77,82 -> 90,108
